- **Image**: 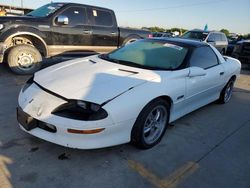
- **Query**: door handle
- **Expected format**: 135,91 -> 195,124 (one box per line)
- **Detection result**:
110,32 -> 117,35
83,30 -> 92,34
220,72 -> 224,75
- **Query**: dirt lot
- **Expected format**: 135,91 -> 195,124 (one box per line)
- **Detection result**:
0,59 -> 250,188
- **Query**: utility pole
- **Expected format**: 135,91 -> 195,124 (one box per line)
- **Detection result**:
21,0 -> 23,8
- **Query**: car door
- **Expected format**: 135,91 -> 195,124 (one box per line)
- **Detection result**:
50,6 -> 92,55
87,7 -> 118,53
185,46 -> 225,113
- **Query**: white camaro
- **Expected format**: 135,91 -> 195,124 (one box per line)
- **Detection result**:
17,38 -> 241,149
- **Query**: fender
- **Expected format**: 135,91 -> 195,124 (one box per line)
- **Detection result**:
0,26 -> 48,56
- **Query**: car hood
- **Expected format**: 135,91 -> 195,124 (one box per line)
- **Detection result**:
34,56 -> 160,104
0,16 -> 46,23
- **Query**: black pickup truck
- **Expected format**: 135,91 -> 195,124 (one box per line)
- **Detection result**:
0,3 -> 151,74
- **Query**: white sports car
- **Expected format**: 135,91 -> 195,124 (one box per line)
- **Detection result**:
17,38 -> 241,149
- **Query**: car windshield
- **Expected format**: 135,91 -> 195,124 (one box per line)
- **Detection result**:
26,3 -> 64,17
181,31 -> 208,41
100,40 -> 188,70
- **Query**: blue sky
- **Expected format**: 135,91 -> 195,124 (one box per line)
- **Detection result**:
1,0 -> 250,34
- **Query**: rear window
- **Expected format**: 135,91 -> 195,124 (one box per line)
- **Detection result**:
181,31 -> 208,41
90,9 -> 113,26
221,34 -> 228,41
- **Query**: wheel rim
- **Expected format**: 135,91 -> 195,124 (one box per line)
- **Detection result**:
143,105 -> 168,145
17,52 -> 35,70
224,82 -> 234,102
125,39 -> 137,45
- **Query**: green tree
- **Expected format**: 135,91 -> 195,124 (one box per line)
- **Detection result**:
220,29 -> 230,36
148,27 -> 166,33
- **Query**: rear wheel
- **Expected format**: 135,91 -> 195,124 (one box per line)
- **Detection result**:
218,79 -> 235,103
123,36 -> 140,45
131,98 -> 170,149
8,44 -> 42,75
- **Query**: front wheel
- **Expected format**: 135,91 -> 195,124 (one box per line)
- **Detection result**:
218,79 -> 235,104
7,44 -> 42,75
131,99 -> 170,149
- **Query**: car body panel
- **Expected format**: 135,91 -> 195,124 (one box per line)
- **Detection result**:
34,55 -> 159,104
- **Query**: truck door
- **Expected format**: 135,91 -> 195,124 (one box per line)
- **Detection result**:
50,6 -> 92,55
87,7 -> 118,53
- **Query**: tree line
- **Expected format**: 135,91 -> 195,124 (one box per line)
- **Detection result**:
145,27 -> 250,39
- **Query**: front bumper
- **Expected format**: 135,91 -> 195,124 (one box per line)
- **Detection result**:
18,83 -> 133,149
17,106 -> 133,149
0,42 -> 6,63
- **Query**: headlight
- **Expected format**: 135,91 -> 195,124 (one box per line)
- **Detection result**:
22,76 -> 34,92
52,100 -> 108,121
0,24 -> 4,30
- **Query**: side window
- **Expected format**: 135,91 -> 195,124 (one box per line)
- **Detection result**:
190,47 -> 219,69
90,9 -> 113,26
59,7 -> 87,26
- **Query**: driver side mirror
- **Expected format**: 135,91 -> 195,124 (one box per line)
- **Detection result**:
188,67 -> 206,77
56,15 -> 69,25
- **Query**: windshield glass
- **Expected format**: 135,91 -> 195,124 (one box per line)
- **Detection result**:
181,31 -> 208,41
100,40 -> 188,70
26,3 -> 65,17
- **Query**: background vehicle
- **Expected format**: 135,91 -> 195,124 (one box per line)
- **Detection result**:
232,39 -> 250,66
181,29 -> 228,54
0,3 -> 151,74
227,39 -> 238,56
17,38 -> 241,149
153,32 -> 173,38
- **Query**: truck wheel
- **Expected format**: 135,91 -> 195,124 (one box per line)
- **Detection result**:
123,36 -> 140,45
8,44 -> 42,75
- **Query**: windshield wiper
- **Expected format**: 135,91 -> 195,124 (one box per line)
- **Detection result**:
99,54 -> 120,64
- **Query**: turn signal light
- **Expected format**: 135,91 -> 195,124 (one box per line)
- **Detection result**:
67,128 -> 105,134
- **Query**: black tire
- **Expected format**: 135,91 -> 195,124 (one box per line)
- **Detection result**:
218,79 -> 235,104
123,36 -> 140,45
8,44 -> 42,75
221,48 -> 226,55
131,98 -> 170,149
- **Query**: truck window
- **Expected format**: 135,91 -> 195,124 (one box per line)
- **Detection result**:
91,9 -> 113,27
59,7 -> 87,26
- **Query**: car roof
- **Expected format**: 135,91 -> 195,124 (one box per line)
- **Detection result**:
148,37 -> 208,48
54,2 -> 112,11
188,29 -> 224,34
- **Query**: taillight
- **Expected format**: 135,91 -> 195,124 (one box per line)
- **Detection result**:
148,34 -> 153,38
